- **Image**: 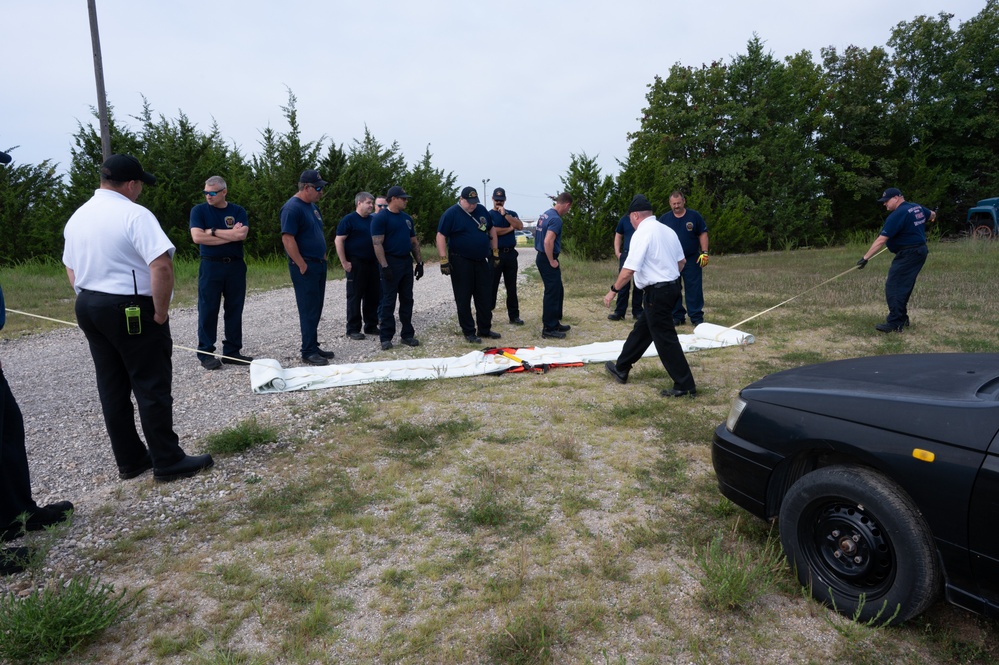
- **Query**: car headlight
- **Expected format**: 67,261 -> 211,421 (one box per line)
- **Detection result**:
725,396 -> 748,432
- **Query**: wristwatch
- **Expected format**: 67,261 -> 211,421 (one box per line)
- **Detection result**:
211,228 -> 217,237
610,284 -> 620,293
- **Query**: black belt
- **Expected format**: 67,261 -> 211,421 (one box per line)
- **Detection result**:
201,256 -> 242,263
649,278 -> 681,289
895,243 -> 926,252
499,247 -> 516,253
386,254 -> 411,260
302,257 -> 326,263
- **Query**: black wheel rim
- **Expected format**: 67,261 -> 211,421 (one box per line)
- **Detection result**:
800,500 -> 896,599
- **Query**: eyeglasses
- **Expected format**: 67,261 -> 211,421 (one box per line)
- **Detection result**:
312,186 -> 323,193
203,190 -> 223,197
377,204 -> 388,209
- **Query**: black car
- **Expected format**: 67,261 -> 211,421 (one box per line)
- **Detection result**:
712,353 -> 999,624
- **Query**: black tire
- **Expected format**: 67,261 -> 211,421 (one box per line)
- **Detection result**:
779,465 -> 940,625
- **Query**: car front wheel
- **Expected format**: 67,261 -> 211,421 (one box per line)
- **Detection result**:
779,465 -> 940,624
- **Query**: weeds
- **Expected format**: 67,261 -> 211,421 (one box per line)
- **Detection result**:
0,576 -> 141,664
693,534 -> 786,611
202,415 -> 279,455
486,605 -> 564,665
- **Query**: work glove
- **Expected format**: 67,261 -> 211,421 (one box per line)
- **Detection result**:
440,260 -> 451,276
696,252 -> 709,267
491,249 -> 501,269
381,265 -> 395,282
856,257 -> 868,270
414,262 -> 424,280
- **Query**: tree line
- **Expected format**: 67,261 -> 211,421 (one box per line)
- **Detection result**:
561,4 -> 997,258
1,4 -> 995,266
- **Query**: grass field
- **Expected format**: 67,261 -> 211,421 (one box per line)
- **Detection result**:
3,238 -> 999,664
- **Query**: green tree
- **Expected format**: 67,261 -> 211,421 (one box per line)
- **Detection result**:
327,127 -> 407,224
244,90 -> 325,256
817,44 -> 896,234
0,154 -> 65,264
558,152 -> 617,260
400,145 -> 457,245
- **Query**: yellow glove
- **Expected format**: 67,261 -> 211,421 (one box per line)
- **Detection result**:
696,252 -> 709,268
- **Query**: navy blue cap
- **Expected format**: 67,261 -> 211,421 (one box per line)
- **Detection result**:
300,169 -> 328,188
878,187 -> 902,202
460,186 -> 480,204
386,185 -> 411,200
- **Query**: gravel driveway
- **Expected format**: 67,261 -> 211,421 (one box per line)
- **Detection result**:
3,264 -> 478,513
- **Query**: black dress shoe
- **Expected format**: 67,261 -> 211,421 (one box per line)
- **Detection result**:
542,329 -> 566,339
317,348 -> 336,359
2,501 -> 74,542
875,322 -> 904,333
364,327 -> 380,335
605,361 -> 628,384
465,334 -> 482,344
303,354 -> 329,366
510,318 -> 525,325
381,340 -> 393,350
200,355 -> 223,370
557,324 -> 571,332
607,313 -> 624,321
661,388 -> 697,398
673,320 -> 685,326
401,337 -> 420,347
478,331 -> 502,339
221,352 -> 254,365
347,332 -> 366,340
118,455 -> 153,480
0,546 -> 33,576
154,454 -> 215,483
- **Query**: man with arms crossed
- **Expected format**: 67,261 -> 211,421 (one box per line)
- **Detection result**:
189,176 -> 251,369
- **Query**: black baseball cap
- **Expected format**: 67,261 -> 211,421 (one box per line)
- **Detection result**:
492,187 -> 506,202
101,154 -> 156,185
386,185 -> 411,200
460,186 -> 480,204
878,187 -> 902,202
0,151 -> 11,165
300,169 -> 328,188
627,194 -> 653,213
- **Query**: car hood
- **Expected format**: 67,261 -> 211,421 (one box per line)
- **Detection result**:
741,353 -> 999,449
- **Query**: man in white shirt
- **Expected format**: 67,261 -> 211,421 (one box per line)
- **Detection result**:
63,154 -> 214,482
602,194 -> 697,397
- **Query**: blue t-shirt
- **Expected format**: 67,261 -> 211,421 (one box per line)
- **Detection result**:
615,214 -> 636,252
534,208 -> 564,255
336,211 -> 376,261
371,209 -> 416,258
659,209 -> 707,258
880,202 -> 930,252
190,202 -> 248,258
0,284 -> 5,330
490,208 -> 519,249
280,196 -> 326,260
438,203 -> 493,260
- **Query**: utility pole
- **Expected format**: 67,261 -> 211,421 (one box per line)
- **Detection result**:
88,0 -> 112,161
481,178 -> 490,200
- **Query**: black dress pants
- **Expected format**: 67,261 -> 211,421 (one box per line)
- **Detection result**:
0,369 -> 36,526
615,280 -> 696,391
449,254 -> 494,336
75,290 -> 185,471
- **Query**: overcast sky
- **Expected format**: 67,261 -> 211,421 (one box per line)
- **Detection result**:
2,1 -> 985,212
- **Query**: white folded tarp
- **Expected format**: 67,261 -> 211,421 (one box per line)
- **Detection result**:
249,322 -> 753,394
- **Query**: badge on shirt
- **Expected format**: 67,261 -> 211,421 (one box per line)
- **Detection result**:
685,222 -> 694,232
225,216 -> 235,228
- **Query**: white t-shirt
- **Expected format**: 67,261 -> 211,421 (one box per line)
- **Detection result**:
63,189 -> 175,296
623,216 -> 685,289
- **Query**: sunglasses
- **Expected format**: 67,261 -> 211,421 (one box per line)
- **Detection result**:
203,190 -> 223,197
377,204 -> 388,209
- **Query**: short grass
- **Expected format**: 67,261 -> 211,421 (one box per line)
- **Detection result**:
5,237 -> 999,663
